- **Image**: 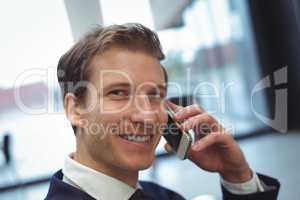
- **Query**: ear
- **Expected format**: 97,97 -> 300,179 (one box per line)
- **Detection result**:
64,93 -> 84,128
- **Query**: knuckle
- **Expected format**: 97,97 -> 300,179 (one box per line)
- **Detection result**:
187,104 -> 199,113
182,119 -> 192,130
212,132 -> 220,139
193,104 -> 202,112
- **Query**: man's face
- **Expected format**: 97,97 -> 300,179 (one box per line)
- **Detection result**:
79,48 -> 168,173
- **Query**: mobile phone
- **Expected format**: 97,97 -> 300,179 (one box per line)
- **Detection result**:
163,105 -> 195,160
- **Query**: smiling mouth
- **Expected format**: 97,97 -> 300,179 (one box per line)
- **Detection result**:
119,134 -> 153,143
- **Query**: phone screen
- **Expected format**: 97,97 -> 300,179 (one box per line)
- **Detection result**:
163,110 -> 183,152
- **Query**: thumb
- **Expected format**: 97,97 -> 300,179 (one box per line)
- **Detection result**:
165,100 -> 183,113
164,143 -> 174,154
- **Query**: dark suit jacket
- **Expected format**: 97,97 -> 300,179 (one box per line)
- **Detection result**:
45,170 -> 280,200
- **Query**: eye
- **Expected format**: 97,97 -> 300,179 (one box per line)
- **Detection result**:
108,89 -> 130,97
148,92 -> 164,100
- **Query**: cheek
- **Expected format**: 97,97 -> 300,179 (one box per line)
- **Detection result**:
162,111 -> 168,123
155,102 -> 168,121
81,109 -> 121,137
157,108 -> 168,125
154,135 -> 162,146
88,101 -> 123,123
101,98 -> 132,113
85,135 -> 115,163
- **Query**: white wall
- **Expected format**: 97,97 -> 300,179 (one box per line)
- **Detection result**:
0,0 -> 73,88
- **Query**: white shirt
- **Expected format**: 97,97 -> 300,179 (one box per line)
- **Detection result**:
220,171 -> 265,194
62,153 -> 265,200
62,154 -> 140,200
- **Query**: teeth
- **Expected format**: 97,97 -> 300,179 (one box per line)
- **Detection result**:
120,135 -> 151,142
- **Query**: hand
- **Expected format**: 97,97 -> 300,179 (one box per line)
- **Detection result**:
164,100 -> 252,183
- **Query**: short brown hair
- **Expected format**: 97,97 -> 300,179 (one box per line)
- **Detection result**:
57,23 -> 168,133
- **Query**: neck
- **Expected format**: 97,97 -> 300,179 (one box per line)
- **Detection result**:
74,143 -> 138,188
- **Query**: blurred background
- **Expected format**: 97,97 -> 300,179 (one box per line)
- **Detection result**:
0,0 -> 299,199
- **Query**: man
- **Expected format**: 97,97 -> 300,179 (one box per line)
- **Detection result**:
45,23 -> 280,200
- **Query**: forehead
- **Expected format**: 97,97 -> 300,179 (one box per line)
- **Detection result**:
88,48 -> 166,88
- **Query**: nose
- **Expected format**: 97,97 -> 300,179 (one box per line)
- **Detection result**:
130,95 -> 157,124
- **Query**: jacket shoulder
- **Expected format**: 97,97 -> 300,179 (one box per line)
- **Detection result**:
44,170 -> 95,200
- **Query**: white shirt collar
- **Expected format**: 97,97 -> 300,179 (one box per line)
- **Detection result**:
62,153 -> 141,200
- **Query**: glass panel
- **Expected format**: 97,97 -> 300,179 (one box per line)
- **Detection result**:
0,0 -> 269,190
158,0 -> 267,135
99,0 -> 268,156
0,0 -> 74,187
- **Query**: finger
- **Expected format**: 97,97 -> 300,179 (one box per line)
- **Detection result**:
191,132 -> 229,151
173,104 -> 204,122
165,100 -> 183,113
164,143 -> 174,153
180,113 -> 223,135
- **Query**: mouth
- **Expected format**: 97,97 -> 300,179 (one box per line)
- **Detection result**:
118,134 -> 153,143
116,132 -> 160,152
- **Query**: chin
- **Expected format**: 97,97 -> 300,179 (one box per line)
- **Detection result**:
124,154 -> 155,171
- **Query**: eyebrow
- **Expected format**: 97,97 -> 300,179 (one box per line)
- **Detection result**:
102,82 -> 167,92
102,82 -> 131,90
